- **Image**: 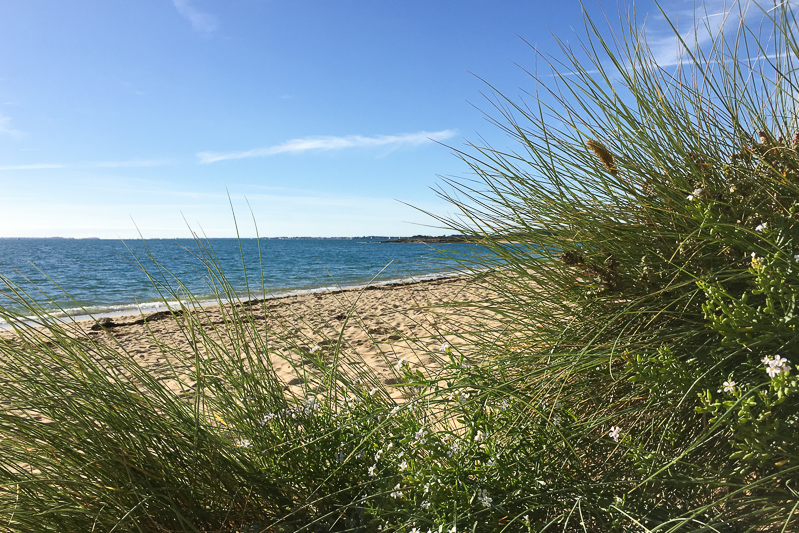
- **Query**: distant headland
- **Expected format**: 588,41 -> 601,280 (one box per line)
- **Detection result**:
379,234 -> 475,243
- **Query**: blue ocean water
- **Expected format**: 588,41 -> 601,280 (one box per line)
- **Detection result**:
0,237 -> 481,321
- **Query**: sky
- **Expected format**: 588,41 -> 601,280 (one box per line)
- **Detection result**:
0,0 -> 770,238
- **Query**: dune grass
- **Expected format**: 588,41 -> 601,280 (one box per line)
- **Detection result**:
2,1 -> 799,531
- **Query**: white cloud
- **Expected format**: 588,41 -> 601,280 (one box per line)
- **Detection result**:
89,159 -> 171,168
172,0 -> 218,34
0,163 -> 64,171
0,113 -> 23,137
0,159 -> 169,171
645,0 -> 793,67
197,130 -> 458,164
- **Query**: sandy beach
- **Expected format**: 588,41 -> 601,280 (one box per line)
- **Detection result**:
1,274 -> 498,400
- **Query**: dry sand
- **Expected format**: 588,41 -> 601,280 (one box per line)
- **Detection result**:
1,274 -> 499,400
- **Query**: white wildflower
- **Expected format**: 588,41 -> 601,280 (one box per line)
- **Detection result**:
609,426 -> 621,442
719,380 -> 736,394
423,482 -> 430,494
397,358 -> 410,371
310,345 -> 322,354
236,438 -> 252,448
794,254 -> 799,262
478,488 -> 493,508
440,342 -> 450,352
398,460 -> 408,471
414,428 -> 428,444
421,500 -> 431,510
687,188 -> 702,201
474,430 -> 486,443
368,464 -> 377,476
447,441 -> 460,457
369,387 -> 379,396
486,456 -> 496,467
390,483 -> 403,499
765,355 -> 792,378
756,222 -> 767,232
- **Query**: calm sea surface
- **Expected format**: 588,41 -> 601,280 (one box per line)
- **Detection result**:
0,238 -> 482,321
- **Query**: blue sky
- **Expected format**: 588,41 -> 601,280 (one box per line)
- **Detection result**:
0,0 -> 761,238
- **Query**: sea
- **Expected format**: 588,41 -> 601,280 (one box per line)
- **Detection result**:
0,237 -> 483,323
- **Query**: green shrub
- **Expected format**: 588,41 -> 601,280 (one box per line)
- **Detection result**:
430,1 -> 799,530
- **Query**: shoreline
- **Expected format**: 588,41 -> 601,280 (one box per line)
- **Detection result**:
0,268 -> 485,330
0,237 -> 487,329
1,271 -> 498,400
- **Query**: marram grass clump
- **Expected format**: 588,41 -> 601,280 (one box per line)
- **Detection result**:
432,1 -> 799,530
3,2 -> 799,532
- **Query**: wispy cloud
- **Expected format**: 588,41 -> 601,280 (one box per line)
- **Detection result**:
172,0 -> 218,34
0,163 -> 64,171
0,159 -> 170,171
0,113 -> 23,137
89,159 -> 171,168
197,130 -> 458,164
644,0 -> 788,67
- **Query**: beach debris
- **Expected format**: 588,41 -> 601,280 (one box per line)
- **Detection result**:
90,317 -> 116,331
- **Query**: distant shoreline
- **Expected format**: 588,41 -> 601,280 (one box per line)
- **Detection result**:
380,235 -> 475,243
0,235 -> 473,241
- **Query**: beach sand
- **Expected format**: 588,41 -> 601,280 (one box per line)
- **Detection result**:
1,274 -> 499,400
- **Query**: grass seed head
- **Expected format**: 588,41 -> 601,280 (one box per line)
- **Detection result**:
586,139 -> 618,176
